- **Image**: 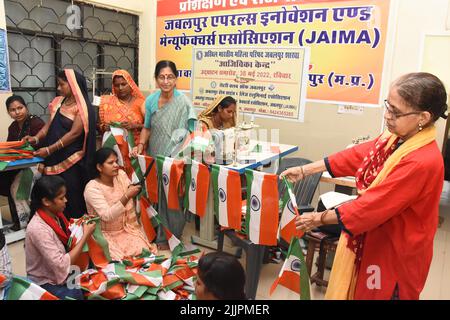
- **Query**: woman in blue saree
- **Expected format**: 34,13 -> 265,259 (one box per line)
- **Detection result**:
132,60 -> 197,249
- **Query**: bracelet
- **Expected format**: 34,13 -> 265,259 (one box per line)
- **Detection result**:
45,147 -> 51,156
123,194 -> 130,202
59,139 -> 64,149
33,136 -> 39,144
320,210 -> 329,225
300,166 -> 306,178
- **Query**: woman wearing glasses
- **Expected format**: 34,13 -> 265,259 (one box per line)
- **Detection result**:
281,72 -> 448,300
131,60 -> 197,249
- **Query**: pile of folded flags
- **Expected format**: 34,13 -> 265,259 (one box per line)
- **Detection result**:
0,141 -> 35,171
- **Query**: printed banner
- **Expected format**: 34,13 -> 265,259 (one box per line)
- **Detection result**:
192,47 -> 309,120
156,0 -> 390,108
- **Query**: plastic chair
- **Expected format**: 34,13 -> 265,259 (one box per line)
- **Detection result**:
217,157 -> 322,299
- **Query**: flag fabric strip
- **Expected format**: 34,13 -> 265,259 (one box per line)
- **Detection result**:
6,277 -> 59,300
245,169 -> 279,246
211,164 -> 242,230
278,177 -> 304,243
270,237 -> 311,300
156,156 -> 184,210
135,155 -> 158,203
184,159 -> 210,217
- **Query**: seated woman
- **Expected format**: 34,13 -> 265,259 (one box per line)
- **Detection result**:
195,252 -> 246,300
98,70 -> 146,145
84,147 -> 157,261
198,95 -> 237,130
26,176 -> 96,300
0,95 -> 45,198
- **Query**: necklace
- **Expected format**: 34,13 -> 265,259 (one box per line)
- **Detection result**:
119,95 -> 133,104
63,98 -> 76,106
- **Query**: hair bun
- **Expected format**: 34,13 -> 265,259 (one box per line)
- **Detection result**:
441,105 -> 448,119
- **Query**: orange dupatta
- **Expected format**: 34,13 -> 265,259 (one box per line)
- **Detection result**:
99,70 -> 145,144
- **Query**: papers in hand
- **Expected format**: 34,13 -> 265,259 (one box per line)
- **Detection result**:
319,191 -> 357,209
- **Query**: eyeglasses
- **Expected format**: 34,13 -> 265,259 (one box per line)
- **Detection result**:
384,100 -> 422,120
157,74 -> 177,82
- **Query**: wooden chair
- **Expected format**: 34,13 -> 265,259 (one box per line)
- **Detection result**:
305,231 -> 339,287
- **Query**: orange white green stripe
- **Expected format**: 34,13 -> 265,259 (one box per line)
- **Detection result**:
212,165 -> 242,230
184,159 -> 210,217
270,237 -> 310,300
157,156 -> 184,210
245,169 -> 279,246
278,177 -> 304,244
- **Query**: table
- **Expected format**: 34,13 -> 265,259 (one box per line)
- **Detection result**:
1,157 -> 43,244
320,171 -> 356,195
191,142 -> 298,251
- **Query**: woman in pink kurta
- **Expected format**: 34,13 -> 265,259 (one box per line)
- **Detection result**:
281,72 -> 447,300
84,148 -> 157,261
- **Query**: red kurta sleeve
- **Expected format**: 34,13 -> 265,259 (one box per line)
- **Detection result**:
336,157 -> 430,236
325,140 -> 375,178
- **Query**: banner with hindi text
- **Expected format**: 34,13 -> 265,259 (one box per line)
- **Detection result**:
191,46 -> 309,121
156,0 -> 390,109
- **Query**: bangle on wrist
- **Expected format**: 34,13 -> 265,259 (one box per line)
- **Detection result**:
320,210 -> 329,225
123,194 -> 130,202
34,136 -> 39,144
59,139 -> 64,149
300,166 -> 306,178
45,147 -> 51,156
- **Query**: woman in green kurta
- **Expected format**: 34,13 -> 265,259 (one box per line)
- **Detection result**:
132,60 -> 197,249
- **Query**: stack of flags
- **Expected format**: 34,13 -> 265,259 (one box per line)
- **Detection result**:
76,248 -> 200,300
0,141 -> 34,170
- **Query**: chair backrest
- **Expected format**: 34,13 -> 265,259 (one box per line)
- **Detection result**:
277,157 -> 322,207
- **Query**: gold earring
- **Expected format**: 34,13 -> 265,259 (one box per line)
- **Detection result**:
419,123 -> 423,131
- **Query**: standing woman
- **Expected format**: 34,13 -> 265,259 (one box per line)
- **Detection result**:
281,72 -> 448,300
131,60 -> 197,248
23,69 -> 96,219
98,69 -> 146,145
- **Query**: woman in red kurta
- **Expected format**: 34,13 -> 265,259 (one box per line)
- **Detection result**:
281,72 -> 448,300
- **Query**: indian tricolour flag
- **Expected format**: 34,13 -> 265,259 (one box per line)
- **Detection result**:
87,221 -> 112,269
138,196 -> 161,242
134,155 -> 158,204
67,218 -> 90,271
245,169 -> 279,246
102,126 -> 134,179
278,177 -> 304,244
6,277 -> 58,300
163,226 -> 184,256
156,156 -> 184,210
211,165 -> 242,230
184,160 -> 210,218
270,237 -> 310,300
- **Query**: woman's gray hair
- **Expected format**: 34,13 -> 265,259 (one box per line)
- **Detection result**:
393,72 -> 448,122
